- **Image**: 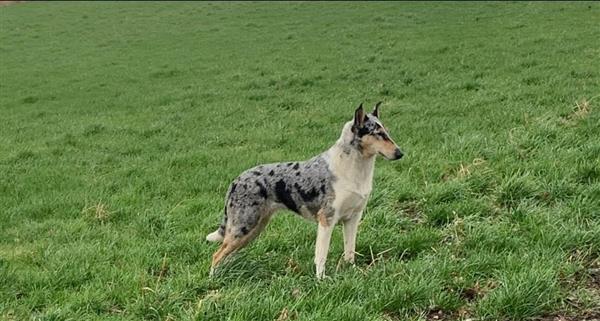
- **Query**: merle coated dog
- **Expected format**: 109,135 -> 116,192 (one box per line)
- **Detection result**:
207,102 -> 403,278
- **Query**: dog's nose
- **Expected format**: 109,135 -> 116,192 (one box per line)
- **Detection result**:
394,149 -> 404,160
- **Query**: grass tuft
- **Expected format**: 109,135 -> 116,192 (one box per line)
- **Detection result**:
82,202 -> 112,224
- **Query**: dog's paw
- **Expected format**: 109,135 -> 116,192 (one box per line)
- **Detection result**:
316,274 -> 332,281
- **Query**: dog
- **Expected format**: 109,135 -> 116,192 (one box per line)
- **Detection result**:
206,102 -> 403,278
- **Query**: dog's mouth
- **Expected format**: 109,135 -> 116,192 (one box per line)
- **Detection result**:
378,152 -> 394,160
379,149 -> 404,160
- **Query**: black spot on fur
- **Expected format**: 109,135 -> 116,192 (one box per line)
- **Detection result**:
297,186 -> 319,202
293,163 -> 299,170
251,201 -> 259,206
240,226 -> 249,235
275,180 -> 298,213
268,170 -> 274,176
320,185 -> 326,194
354,117 -> 379,138
256,181 -> 268,198
357,126 -> 370,137
376,132 -> 390,141
286,162 -> 293,167
295,172 -> 300,176
230,183 -> 237,194
252,171 -> 261,176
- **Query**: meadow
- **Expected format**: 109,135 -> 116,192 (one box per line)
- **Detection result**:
1,2 -> 599,320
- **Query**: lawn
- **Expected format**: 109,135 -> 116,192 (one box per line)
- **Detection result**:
1,2 -> 599,320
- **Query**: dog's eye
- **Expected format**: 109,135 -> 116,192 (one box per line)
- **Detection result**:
376,132 -> 389,140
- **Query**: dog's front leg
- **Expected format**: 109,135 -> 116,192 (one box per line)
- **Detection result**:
314,218 -> 334,279
342,211 -> 362,264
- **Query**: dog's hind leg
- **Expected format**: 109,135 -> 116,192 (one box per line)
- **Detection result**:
210,207 -> 272,276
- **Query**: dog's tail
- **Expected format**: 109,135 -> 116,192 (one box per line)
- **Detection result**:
206,228 -> 224,242
207,182 -> 236,243
206,206 -> 227,243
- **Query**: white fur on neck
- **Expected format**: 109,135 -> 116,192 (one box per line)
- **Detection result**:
325,121 -> 376,217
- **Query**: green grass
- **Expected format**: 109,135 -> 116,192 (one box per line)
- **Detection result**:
1,2 -> 599,320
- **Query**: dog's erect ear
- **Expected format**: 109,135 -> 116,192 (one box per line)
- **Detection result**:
373,101 -> 382,118
354,103 -> 365,129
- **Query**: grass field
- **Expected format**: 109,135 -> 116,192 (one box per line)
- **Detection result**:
1,2 -> 600,320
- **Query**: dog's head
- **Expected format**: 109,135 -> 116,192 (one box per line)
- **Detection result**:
351,102 -> 403,160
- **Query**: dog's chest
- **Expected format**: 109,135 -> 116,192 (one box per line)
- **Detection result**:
331,176 -> 372,216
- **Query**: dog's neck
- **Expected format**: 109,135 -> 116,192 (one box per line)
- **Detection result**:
327,122 -> 376,192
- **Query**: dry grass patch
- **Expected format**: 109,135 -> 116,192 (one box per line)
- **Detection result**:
573,98 -> 592,119
560,97 -> 594,125
442,158 -> 487,182
82,202 -> 112,223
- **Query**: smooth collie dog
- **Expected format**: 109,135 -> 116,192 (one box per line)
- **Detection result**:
207,102 -> 404,278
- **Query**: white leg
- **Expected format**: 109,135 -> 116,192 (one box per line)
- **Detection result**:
314,222 -> 334,279
343,212 -> 361,264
